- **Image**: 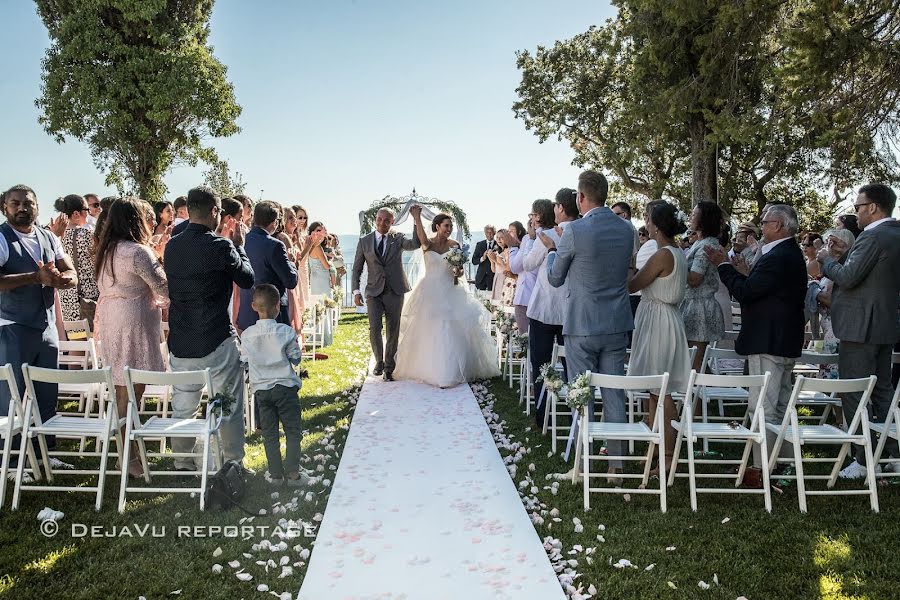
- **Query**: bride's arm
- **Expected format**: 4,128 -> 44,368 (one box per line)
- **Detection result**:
410,206 -> 430,250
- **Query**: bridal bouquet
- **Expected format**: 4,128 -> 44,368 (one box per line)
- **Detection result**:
565,372 -> 593,411
444,247 -> 468,285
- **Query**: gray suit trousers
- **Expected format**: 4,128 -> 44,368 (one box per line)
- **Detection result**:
839,341 -> 897,464
367,290 -> 404,373
565,332 -> 629,468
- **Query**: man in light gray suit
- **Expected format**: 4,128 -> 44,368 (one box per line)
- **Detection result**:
352,207 -> 422,381
540,170 -> 635,481
818,183 -> 900,478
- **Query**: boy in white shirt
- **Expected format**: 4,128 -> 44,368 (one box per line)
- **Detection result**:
240,284 -> 307,486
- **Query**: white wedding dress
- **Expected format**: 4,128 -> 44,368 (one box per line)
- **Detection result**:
394,249 -> 500,388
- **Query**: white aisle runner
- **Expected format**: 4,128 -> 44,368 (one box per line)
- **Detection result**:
298,377 -> 565,600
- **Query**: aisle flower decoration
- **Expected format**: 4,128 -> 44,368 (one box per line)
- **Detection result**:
565,372 -> 593,410
509,332 -> 528,358
493,309 -> 515,335
535,362 -> 563,393
444,247 -> 468,285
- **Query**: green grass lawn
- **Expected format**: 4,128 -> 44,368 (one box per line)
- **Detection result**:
481,379 -> 900,600
2,316 -> 898,599
0,313 -> 371,600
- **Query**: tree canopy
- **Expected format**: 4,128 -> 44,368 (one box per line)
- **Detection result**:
35,0 -> 242,203
514,0 -> 900,224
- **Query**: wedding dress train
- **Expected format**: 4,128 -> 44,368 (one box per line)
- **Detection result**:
394,249 -> 500,387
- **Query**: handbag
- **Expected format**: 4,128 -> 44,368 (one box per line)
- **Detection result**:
206,460 -> 250,512
72,228 -> 97,324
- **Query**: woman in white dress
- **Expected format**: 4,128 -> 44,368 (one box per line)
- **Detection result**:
394,206 -> 500,388
627,201 -> 691,474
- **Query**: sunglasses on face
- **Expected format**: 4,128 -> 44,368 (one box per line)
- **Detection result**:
89,203 -> 100,209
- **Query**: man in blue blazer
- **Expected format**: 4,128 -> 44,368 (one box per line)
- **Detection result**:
706,204 -> 807,484
236,201 -> 298,331
540,170 -> 635,482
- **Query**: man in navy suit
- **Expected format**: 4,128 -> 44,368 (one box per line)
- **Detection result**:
236,201 -> 298,332
706,204 -> 807,485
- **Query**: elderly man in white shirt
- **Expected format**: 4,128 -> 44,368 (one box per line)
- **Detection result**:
517,189 -> 579,426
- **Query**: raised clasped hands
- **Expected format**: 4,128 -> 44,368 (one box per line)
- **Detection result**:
817,235 -> 847,263
538,231 -> 556,250
703,244 -> 728,267
409,204 -> 423,219
36,260 -> 75,289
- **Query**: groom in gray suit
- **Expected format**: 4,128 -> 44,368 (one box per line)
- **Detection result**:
352,208 -> 421,381
540,170 -> 635,480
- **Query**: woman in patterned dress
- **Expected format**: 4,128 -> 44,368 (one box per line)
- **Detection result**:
680,201 -> 725,374
54,194 -> 99,328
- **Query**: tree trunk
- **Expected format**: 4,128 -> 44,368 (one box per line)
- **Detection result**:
689,114 -> 717,205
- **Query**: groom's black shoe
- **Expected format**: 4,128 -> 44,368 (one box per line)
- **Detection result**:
383,372 -> 395,382
373,365 -> 384,377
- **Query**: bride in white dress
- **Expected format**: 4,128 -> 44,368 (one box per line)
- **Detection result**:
393,206 -> 501,388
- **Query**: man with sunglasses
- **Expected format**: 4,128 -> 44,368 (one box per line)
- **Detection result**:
818,183 -> 900,479
84,193 -> 101,229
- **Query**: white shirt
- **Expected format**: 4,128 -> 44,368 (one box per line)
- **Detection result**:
0,226 -> 67,328
0,226 -> 66,268
760,236 -> 792,255
508,235 -> 537,306
374,231 -> 388,256
239,319 -> 303,393
525,221 -> 573,325
864,217 -> 895,231
86,214 -> 97,229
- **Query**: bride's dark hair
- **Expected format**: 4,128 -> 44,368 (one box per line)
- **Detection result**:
431,213 -> 452,232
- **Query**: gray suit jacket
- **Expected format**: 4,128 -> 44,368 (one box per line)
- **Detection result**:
822,219 -> 900,345
546,206 -> 635,336
352,231 -> 421,298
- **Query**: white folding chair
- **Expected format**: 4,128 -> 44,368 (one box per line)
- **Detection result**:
695,347 -> 749,452
543,344 -> 574,452
507,332 -> 528,389
63,319 -> 92,340
668,371 -> 772,512
871,380 -> 900,479
119,367 -> 222,512
57,339 -> 101,417
575,373 -> 670,511
792,351 -> 843,426
0,364 -> 42,509
301,296 -> 326,361
13,366 -> 120,511
767,375 -> 879,513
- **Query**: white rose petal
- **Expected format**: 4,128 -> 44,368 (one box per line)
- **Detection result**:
211,564 -> 223,574
645,563 -> 656,571
236,572 -> 253,582
698,581 -> 710,590
212,547 -> 223,557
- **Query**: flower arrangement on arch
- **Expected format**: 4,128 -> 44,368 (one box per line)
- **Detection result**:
444,247 -> 468,285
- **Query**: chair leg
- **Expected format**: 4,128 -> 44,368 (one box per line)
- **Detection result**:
641,441 -> 654,486
137,438 -> 151,483
829,443 -> 850,488
686,433 -> 698,511
658,432 -> 667,514
118,427 -> 132,514
97,431 -> 117,512
581,415 -> 590,510
735,440 -> 753,487
37,435 -> 53,483
0,435 -> 10,510
200,431 -> 211,511
668,429 -> 683,488
862,439 -> 880,513
758,432 -> 772,513
791,434 -> 807,513
542,393 -> 551,436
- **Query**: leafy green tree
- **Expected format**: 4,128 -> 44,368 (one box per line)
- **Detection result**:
35,0 -> 242,202
514,1 -> 900,215
203,159 -> 246,198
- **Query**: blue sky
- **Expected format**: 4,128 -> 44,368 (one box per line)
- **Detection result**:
0,0 -> 615,234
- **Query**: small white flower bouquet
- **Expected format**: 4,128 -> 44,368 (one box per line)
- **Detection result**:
444,247 -> 468,285
536,362 -> 563,393
565,372 -> 593,410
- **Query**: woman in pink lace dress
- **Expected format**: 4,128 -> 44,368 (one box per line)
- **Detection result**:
94,197 -> 169,477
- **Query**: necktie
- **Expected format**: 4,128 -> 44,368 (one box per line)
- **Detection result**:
377,235 -> 385,257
